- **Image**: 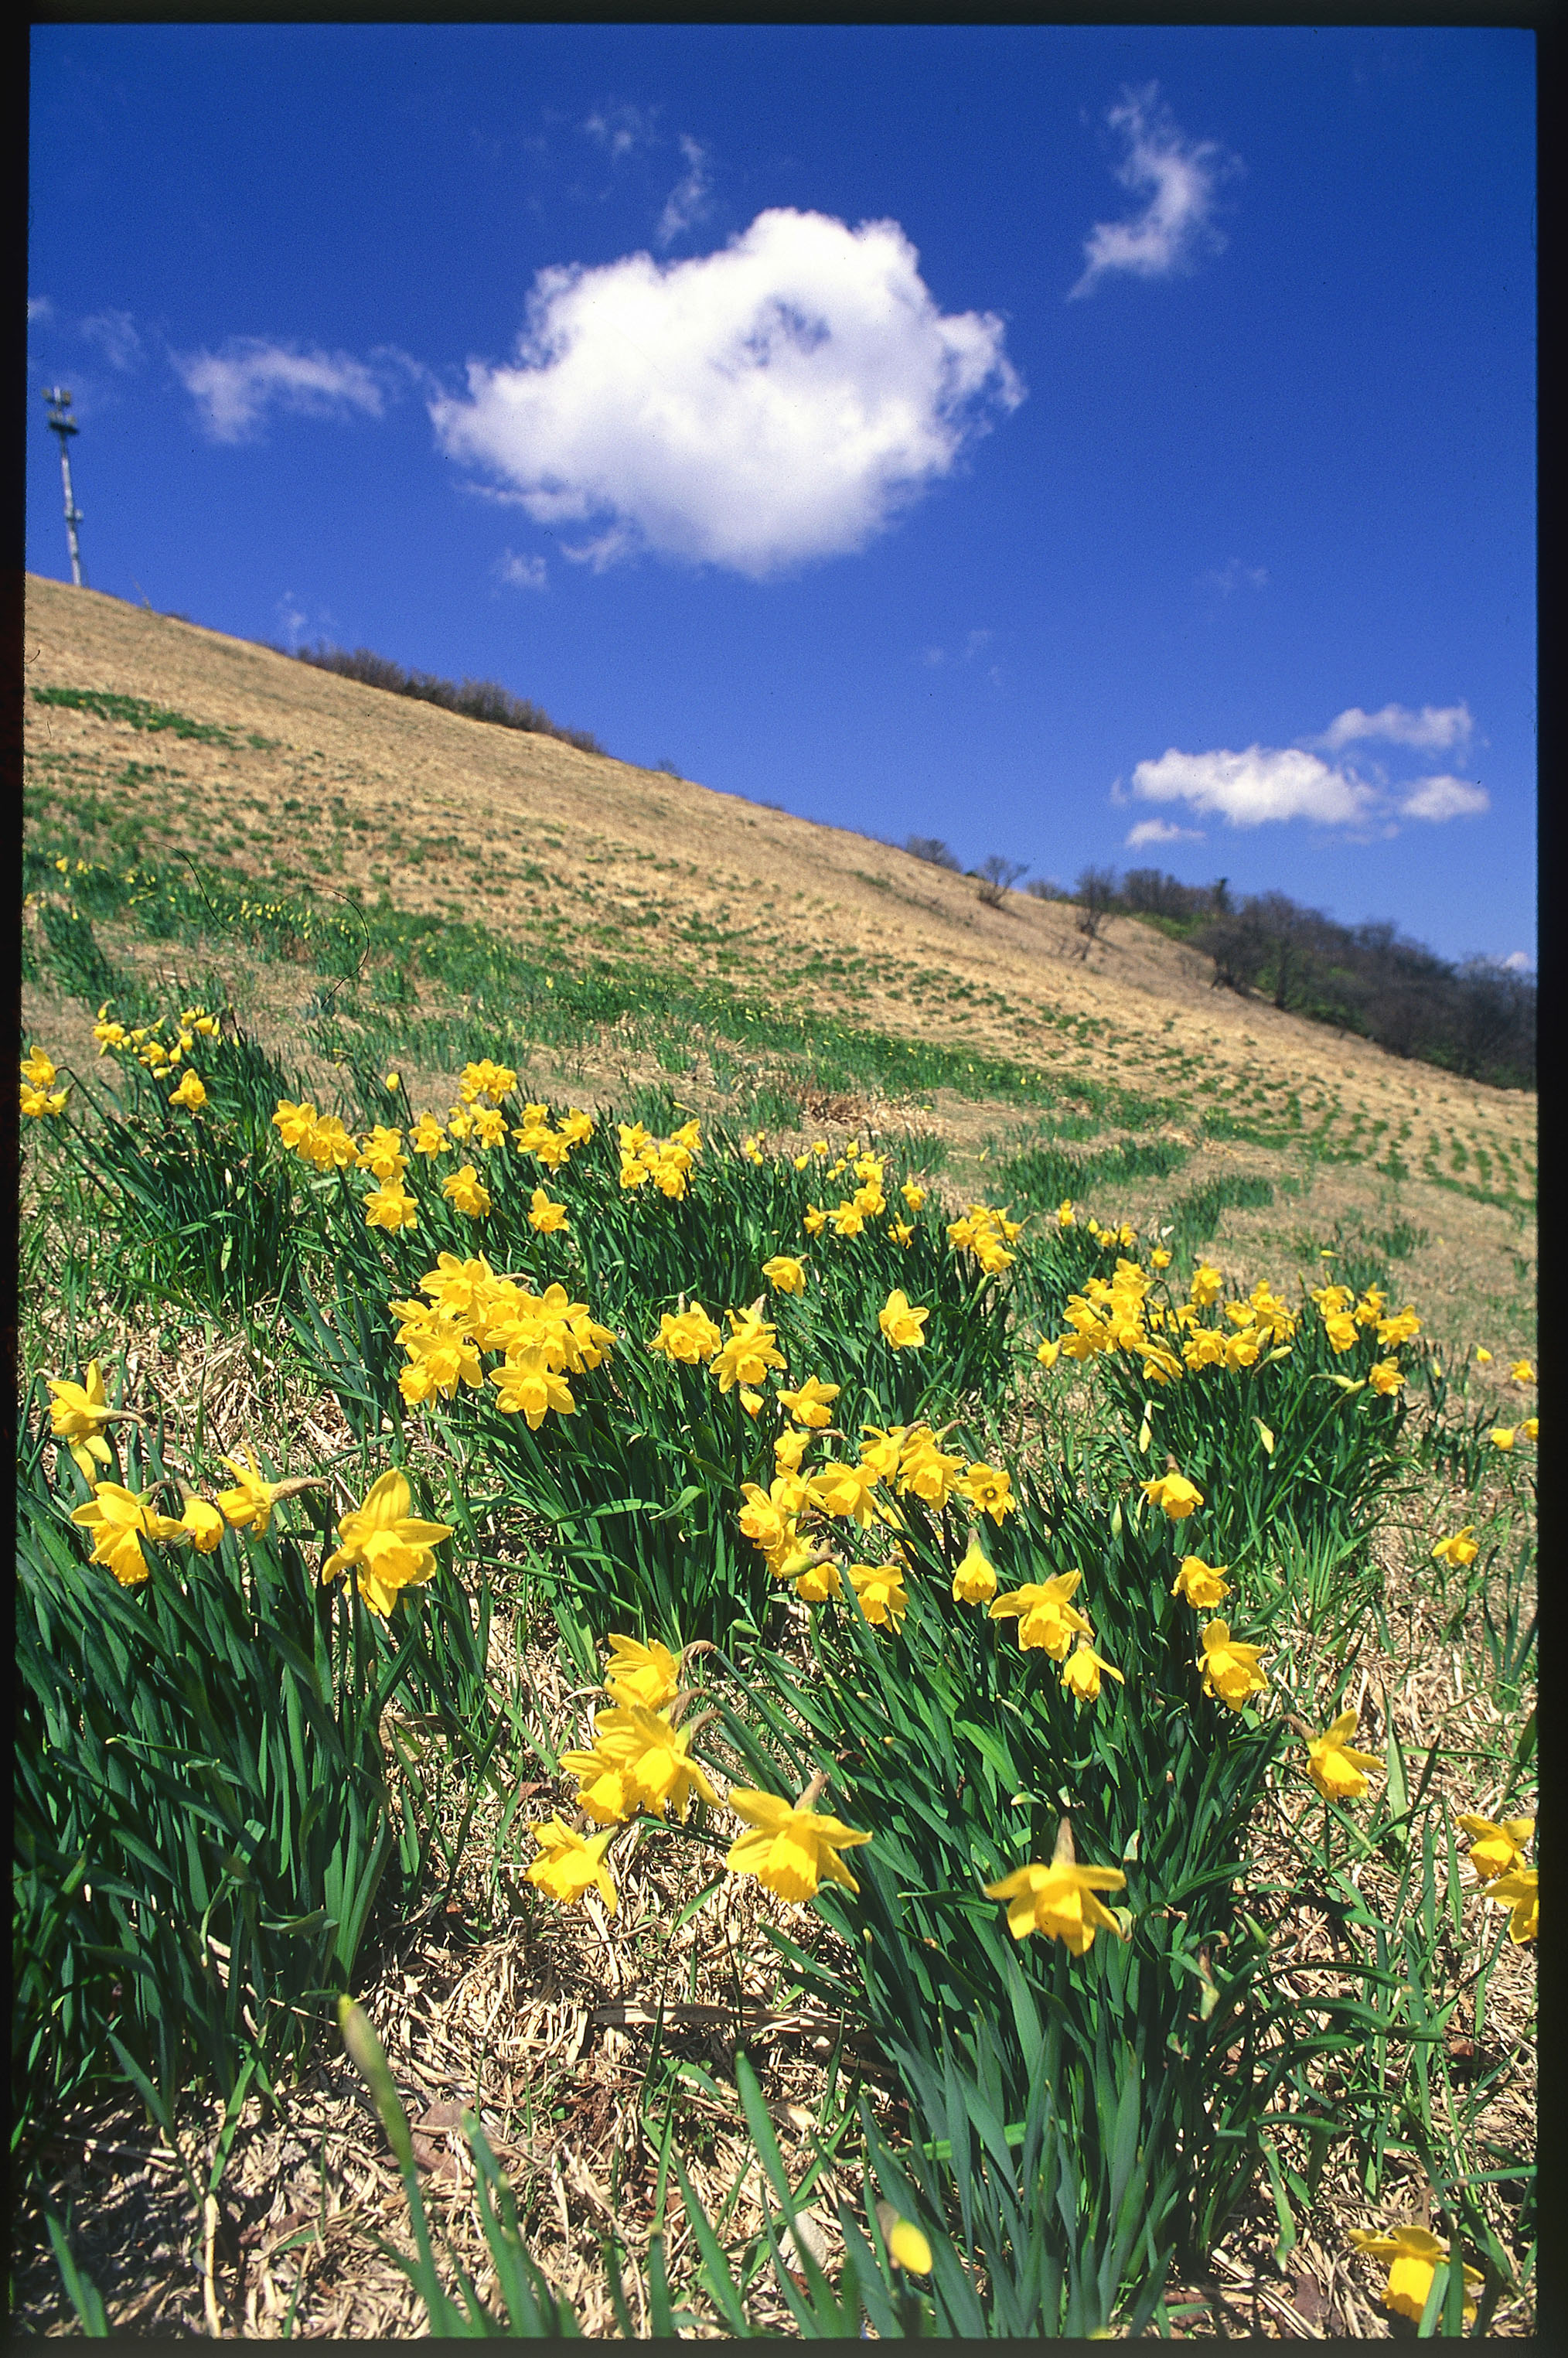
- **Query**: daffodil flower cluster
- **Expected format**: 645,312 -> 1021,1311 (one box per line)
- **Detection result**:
801,1145 -> 917,1246
732,1412 -> 1022,1618
946,1202 -> 1021,1276
390,1251 -> 615,1422
19,1045 -> 70,1118
618,1115 -> 703,1197
1457,1811 -> 1537,1942
271,1074 -> 593,1230
527,1635 -> 873,1916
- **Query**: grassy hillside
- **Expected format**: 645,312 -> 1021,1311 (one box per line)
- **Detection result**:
22,576 -> 1536,1360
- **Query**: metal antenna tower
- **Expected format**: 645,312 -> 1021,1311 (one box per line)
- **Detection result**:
43,387 -> 87,586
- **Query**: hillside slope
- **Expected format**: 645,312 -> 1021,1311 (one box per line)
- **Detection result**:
22,578 -> 1536,1200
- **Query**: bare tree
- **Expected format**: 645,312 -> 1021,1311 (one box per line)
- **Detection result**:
1073,865 -> 1118,954
905,835 -> 962,870
977,854 -> 1028,909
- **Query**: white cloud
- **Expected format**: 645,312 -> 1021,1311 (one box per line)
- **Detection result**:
584,104 -> 658,159
1070,84 -> 1238,299
28,295 -> 53,324
1130,745 -> 1373,828
1398,774 -> 1489,821
1319,701 -> 1474,752
657,135 -> 712,247
1201,558 -> 1268,594
1500,950 -> 1533,972
430,208 -> 1023,577
1125,816 -> 1205,848
275,591 -> 308,649
80,309 -> 143,370
495,548 -> 547,589
172,339 -> 387,442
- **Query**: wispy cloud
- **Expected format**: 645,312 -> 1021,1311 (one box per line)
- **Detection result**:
1317,701 -> 1473,753
431,207 -> 1024,578
494,548 -> 547,590
1500,950 -> 1533,973
79,309 -> 144,371
583,103 -> 658,159
656,135 -> 713,247
1125,815 -> 1205,848
28,295 -> 53,324
172,338 -> 387,442
1200,557 -> 1268,595
1070,84 -> 1239,299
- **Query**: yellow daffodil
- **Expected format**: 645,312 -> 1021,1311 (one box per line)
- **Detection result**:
557,1745 -> 636,1825
762,1254 -> 806,1295
803,1204 -> 827,1236
649,1304 -> 723,1363
1522,1417 -> 1537,1442
989,1571 -> 1093,1660
808,1459 -> 882,1527
847,1558 -> 908,1629
957,1462 -> 1015,1524
216,1449 -> 287,1535
1349,2226 -> 1482,2326
409,1113 -> 448,1156
778,1375 -> 840,1428
526,1818 -> 617,1913
1304,1711 -> 1383,1800
591,1704 -> 720,1821
1060,1637 -> 1125,1705
1367,1360 -> 1403,1396
20,1080 -> 70,1117
47,1361 -> 114,1479
951,1534 -> 997,1604
489,1346 -> 576,1429
1035,1338 -> 1060,1369
528,1186 -> 569,1234
830,1201 -> 865,1238
70,1481 -> 185,1585
794,1558 -> 843,1603
901,1181 -> 926,1210
357,1124 -> 407,1180
177,1495 -> 227,1552
739,1387 -> 765,1417
1456,1814 -> 1533,1882
273,1097 -> 319,1150
984,1834 -> 1127,1955
442,1163 -> 492,1218
169,1070 -> 207,1112
21,1046 -> 57,1089
774,1425 -> 812,1474
1142,1470 -> 1205,1520
384,1071 -> 401,1091
1430,1527 -> 1479,1568
364,1180 -> 419,1231
1189,1264 -> 1222,1308
887,2218 -> 932,2275
1198,1619 -> 1269,1711
321,1469 -> 454,1616
724,1788 -> 872,1902
898,1430 -> 966,1508
878,1289 -> 929,1350
1483,1865 -> 1537,1943
713,1308 -> 786,1393
1510,1358 -> 1534,1384
1489,1426 -> 1515,1451
1474,1346 -> 1491,1363
1150,1247 -> 1172,1269
1171,1555 -> 1231,1610
603,1633 -> 681,1711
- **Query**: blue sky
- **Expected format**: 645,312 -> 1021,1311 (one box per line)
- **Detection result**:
28,23 -> 1536,967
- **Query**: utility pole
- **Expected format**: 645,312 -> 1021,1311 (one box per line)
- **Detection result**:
43,387 -> 86,587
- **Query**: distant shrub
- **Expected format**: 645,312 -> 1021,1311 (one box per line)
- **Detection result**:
905,835 -> 961,871
292,643 -> 607,758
